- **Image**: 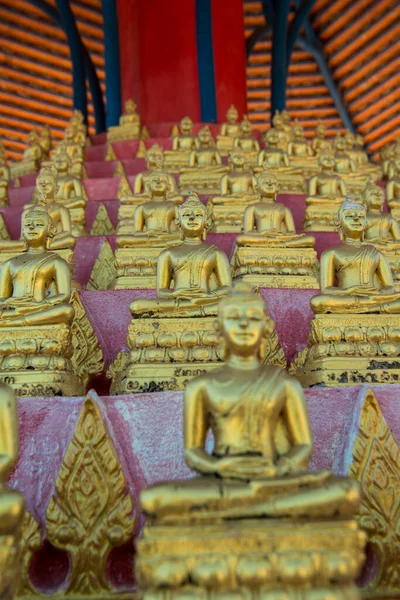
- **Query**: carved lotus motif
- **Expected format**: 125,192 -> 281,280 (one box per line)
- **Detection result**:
277,552 -> 315,583
191,557 -> 229,587
335,342 -> 355,356
344,327 -> 363,342
157,332 -> 177,347
180,331 -> 200,348
192,347 -> 213,362
367,327 -> 385,342
236,556 -> 273,584
379,342 -> 399,356
322,327 -> 342,342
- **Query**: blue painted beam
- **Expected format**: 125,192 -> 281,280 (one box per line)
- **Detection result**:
270,0 -> 290,118
286,0 -> 318,68
101,0 -> 122,128
195,0 -> 217,122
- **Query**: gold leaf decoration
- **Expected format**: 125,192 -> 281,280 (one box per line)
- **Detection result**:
348,388 -> 400,593
140,125 -> 150,139
90,204 -> 115,236
16,512 -> 42,597
0,213 -> 10,240
113,161 -> 125,177
170,124 -> 179,137
70,291 -> 104,386
116,175 -> 133,200
135,139 -> 147,158
87,240 -> 116,291
104,143 -> 117,161
45,391 -> 135,594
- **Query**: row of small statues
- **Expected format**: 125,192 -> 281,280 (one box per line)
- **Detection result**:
0,281 -> 367,598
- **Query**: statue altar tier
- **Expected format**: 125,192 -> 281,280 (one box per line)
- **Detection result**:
109,191 -> 235,393
216,104 -> 241,155
53,149 -> 87,236
0,206 -> 84,396
114,168 -> 182,289
303,151 -> 347,231
107,98 -> 141,142
231,171 -> 318,288
136,283 -> 366,600
164,116 -> 197,170
293,198 -> 400,387
257,129 -> 306,193
179,126 -> 228,194
208,149 -> 258,232
0,383 -> 25,599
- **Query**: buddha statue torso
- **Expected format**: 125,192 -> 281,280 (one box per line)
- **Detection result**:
366,212 -> 398,242
234,136 -> 259,153
175,135 -> 197,151
289,140 -> 310,157
194,148 -> 220,167
259,148 -> 287,168
313,173 -> 345,198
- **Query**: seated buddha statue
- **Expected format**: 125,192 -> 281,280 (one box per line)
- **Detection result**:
179,126 -> 228,194
217,104 -> 241,155
346,132 -> 380,180
58,128 -> 86,177
363,180 -> 400,249
140,281 -> 360,522
281,108 -> 294,138
257,129 -> 305,193
117,167 -> 181,248
236,170 -> 315,248
386,160 -> 400,219
130,191 -> 231,318
232,115 -> 260,166
312,120 -> 331,155
53,149 -> 87,236
164,116 -> 197,170
66,110 -> 87,147
311,198 -> 400,314
387,155 -> 400,183
304,151 -> 347,231
269,110 -> 290,151
107,98 -> 141,142
210,149 -> 257,205
332,134 -> 366,193
133,145 -> 181,202
0,382 -> 25,596
287,120 -> 317,175
0,142 -> 10,207
40,124 -> 52,159
11,129 -> 43,178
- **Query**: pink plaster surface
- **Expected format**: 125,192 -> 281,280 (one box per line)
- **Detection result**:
7,384 -> 400,591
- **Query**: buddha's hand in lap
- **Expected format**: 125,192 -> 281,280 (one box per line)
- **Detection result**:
215,455 -> 279,480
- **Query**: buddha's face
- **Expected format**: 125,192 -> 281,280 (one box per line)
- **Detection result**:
181,118 -> 192,133
147,151 -> 163,167
54,154 -> 69,172
227,106 -> 238,123
356,135 -> 364,148
273,115 -> 283,128
335,138 -> 344,151
258,175 -> 278,196
345,133 -> 354,147
340,207 -> 366,237
149,173 -> 169,195
266,132 -> 278,147
282,110 -> 290,124
221,299 -> 265,356
365,186 -> 384,209
23,214 -> 49,246
316,125 -> 325,138
294,126 -> 303,139
36,174 -> 55,198
199,129 -> 211,145
320,154 -> 335,170
230,152 -> 245,168
179,204 -> 206,237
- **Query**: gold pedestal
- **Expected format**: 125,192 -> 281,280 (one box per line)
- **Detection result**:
164,150 -> 191,171
113,247 -> 162,289
232,246 -> 319,289
136,519 -> 365,599
292,313 -> 400,387
303,204 -> 339,231
208,202 -> 254,233
107,124 -> 140,143
0,534 -> 20,600
109,316 -> 221,394
0,324 -> 84,396
179,172 -> 226,195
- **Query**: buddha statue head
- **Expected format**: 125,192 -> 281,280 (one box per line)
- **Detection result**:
146,144 -> 164,169
336,198 -> 366,242
229,149 -> 246,170
216,281 -> 275,361
125,98 -> 137,114
355,134 -> 364,149
241,114 -> 252,136
316,119 -> 326,139
226,104 -> 239,123
177,191 -> 209,240
145,165 -> 171,198
0,140 -> 6,164
71,110 -> 84,127
198,126 -> 214,147
362,180 -> 384,211
53,148 -> 72,174
333,133 -> 345,152
264,128 -> 279,148
36,165 -> 58,202
29,129 -> 39,146
293,119 -> 304,140
318,150 -> 335,172
344,130 -> 355,150
256,169 -> 278,200
272,110 -> 283,129
281,108 -> 291,125
22,204 -> 56,248
180,116 -> 193,135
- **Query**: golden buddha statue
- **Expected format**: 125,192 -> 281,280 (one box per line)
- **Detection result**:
387,159 -> 400,220
66,110 -> 87,147
231,171 -> 318,287
114,167 -> 182,288
53,149 -> 87,236
269,110 -> 290,151
107,98 -> 141,142
294,198 -> 400,386
281,107 -> 294,138
110,191 -> 232,393
257,129 -> 305,193
217,104 -> 241,155
304,150 -> 347,231
287,119 -> 318,176
345,132 -> 381,180
10,129 -> 43,178
57,127 -> 86,178
332,133 -> 367,194
382,141 -> 400,179
179,126 -> 228,194
164,116 -> 197,170
0,141 -> 10,207
0,205 -> 83,395
0,383 -> 25,598
208,149 -> 258,232
40,124 -> 52,159
232,114 -> 260,166
136,282 -> 366,599
312,119 -> 331,155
